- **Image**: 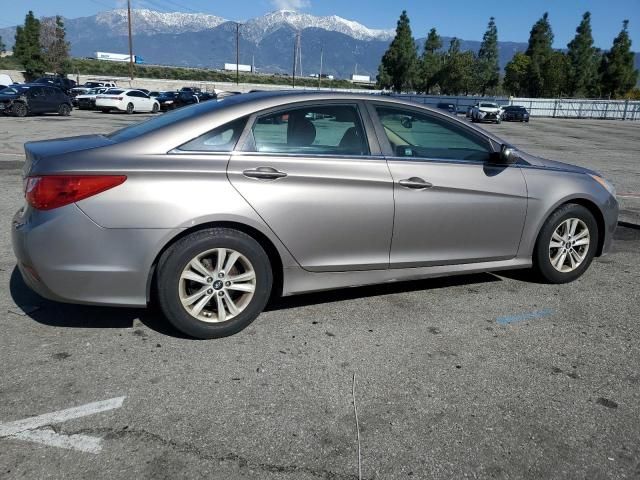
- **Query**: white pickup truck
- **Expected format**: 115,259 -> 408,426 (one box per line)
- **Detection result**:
471,102 -> 502,124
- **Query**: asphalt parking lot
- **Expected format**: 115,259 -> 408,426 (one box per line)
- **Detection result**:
1,110 -> 639,479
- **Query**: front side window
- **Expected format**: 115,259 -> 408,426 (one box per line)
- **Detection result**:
250,104 -> 369,156
375,106 -> 491,162
178,117 -> 247,152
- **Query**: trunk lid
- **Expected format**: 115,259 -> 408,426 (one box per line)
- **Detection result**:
23,135 -> 116,177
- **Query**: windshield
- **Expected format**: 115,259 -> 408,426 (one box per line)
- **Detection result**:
158,92 -> 177,99
0,85 -> 28,95
480,103 -> 498,108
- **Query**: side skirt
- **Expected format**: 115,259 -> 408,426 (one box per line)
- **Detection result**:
282,257 -> 532,296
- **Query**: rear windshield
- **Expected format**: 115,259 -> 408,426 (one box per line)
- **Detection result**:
107,97 -> 234,141
0,85 -> 28,94
480,103 -> 498,108
102,89 -> 124,95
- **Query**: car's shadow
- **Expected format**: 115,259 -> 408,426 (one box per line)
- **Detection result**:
9,266 -> 503,339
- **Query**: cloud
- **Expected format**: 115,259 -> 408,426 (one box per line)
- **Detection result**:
270,0 -> 311,11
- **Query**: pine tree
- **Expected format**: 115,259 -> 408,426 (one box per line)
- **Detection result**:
475,17 -> 500,95
0,35 -> 6,55
525,12 -> 554,97
542,51 -> 569,97
503,52 -> 530,96
600,20 -> 638,98
439,38 -> 475,95
376,11 -> 418,92
567,12 -> 598,97
41,16 -> 71,75
13,11 -> 47,79
418,28 -> 443,94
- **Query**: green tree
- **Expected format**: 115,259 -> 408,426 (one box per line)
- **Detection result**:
376,11 -> 418,92
439,38 -> 476,95
14,11 -> 47,79
567,12 -> 598,97
418,28 -> 443,94
542,51 -> 569,97
475,17 -> 500,95
525,12 -> 554,97
41,16 -> 71,75
0,35 -> 6,55
600,20 -> 638,98
503,52 -> 531,96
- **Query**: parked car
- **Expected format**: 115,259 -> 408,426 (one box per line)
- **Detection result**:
71,81 -> 118,97
32,76 -> 76,94
148,91 -> 161,97
471,102 -> 502,123
502,105 -> 530,122
11,91 -> 618,339
95,89 -> 160,114
173,90 -> 201,108
74,87 -> 114,110
0,84 -> 72,117
436,102 -> 456,114
466,104 -> 477,118
156,91 -> 179,111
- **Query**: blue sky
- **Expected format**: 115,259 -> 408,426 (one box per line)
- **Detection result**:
1,0 -> 638,49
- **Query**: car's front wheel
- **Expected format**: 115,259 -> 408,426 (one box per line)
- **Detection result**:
156,228 -> 273,339
12,103 -> 27,117
533,204 -> 599,283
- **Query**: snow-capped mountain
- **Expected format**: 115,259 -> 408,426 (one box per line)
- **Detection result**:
94,8 -> 227,36
242,10 -> 394,43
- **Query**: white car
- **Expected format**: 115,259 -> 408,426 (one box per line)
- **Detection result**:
471,102 -> 502,124
95,89 -> 160,114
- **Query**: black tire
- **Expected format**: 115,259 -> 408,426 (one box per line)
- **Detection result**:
533,204 -> 599,284
156,228 -> 273,339
152,102 -> 159,113
58,103 -> 71,116
12,102 -> 27,117
126,102 -> 134,114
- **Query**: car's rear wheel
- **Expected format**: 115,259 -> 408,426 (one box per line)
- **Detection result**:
533,204 -> 598,283
156,228 -> 273,339
58,103 -> 71,116
12,103 -> 27,117
152,102 -> 159,113
126,102 -> 134,114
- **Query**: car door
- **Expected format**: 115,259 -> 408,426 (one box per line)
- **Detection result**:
228,101 -> 394,272
27,86 -> 45,113
368,103 -> 528,268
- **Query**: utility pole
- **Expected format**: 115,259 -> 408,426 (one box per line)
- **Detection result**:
127,0 -> 134,81
318,47 -> 323,90
292,32 -> 298,88
235,22 -> 240,85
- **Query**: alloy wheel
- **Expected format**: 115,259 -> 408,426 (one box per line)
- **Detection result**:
548,218 -> 590,273
178,248 -> 256,323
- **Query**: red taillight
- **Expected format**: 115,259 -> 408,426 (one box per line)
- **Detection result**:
26,175 -> 126,210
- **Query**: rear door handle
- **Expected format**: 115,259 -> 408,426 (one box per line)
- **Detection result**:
242,167 -> 288,180
398,177 -> 433,189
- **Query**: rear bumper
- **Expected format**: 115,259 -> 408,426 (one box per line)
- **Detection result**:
12,204 -> 178,307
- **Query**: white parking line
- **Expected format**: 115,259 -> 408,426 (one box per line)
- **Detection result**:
0,396 -> 125,454
0,152 -> 23,157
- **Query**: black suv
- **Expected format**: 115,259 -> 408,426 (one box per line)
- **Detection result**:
0,84 -> 73,117
32,76 -> 77,94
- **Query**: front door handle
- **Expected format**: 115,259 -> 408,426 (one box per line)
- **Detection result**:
242,167 -> 288,180
398,177 -> 433,189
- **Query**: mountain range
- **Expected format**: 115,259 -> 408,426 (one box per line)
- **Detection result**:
1,8 -> 638,79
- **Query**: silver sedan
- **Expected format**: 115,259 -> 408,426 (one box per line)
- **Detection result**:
12,91 -> 618,338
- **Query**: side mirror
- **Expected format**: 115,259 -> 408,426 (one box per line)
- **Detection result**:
489,145 -> 519,164
400,117 -> 413,129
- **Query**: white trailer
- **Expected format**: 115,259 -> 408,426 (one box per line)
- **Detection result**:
224,63 -> 252,73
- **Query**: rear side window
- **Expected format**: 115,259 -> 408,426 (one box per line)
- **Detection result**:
249,104 -> 369,156
375,106 -> 491,162
178,117 -> 248,152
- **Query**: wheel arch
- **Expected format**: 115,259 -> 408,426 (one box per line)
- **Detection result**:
534,197 -> 606,257
146,220 -> 284,305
